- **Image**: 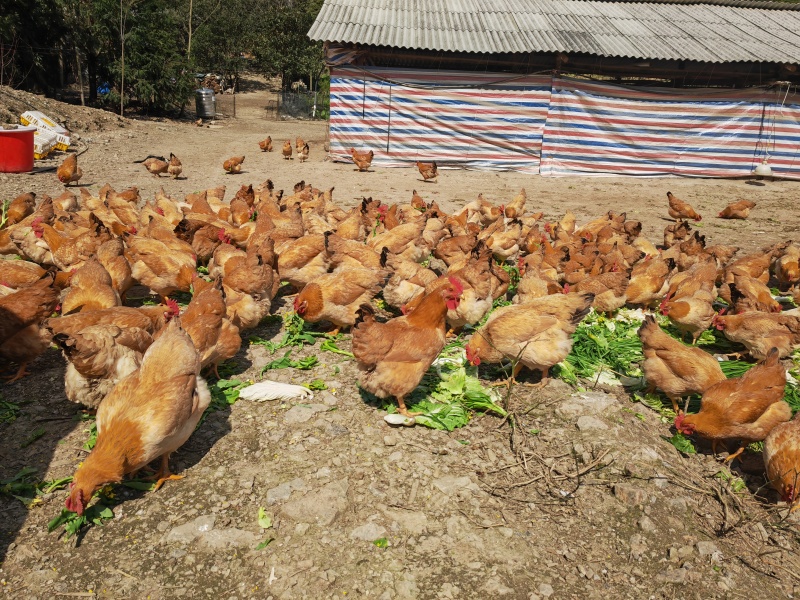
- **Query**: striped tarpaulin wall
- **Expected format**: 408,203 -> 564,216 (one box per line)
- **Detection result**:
328,66 -> 800,179
541,78 -> 800,179
328,67 -> 552,173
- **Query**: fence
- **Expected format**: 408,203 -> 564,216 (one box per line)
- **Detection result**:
277,90 -> 330,120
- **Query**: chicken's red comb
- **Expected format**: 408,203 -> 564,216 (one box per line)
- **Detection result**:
674,412 -> 686,431
448,276 -> 464,295
31,216 -> 43,228
377,204 -> 388,215
165,297 -> 180,315
129,226 -> 137,234
156,207 -> 165,216
217,229 -> 228,242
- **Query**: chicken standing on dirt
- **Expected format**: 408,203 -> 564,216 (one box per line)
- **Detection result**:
417,161 -> 438,182
167,153 -> 183,179
667,191 -> 701,222
352,278 -> 463,417
675,347 -> 790,462
57,153 -> 83,186
718,199 -> 755,219
223,156 -> 245,173
282,141 -> 292,160
259,136 -> 273,152
351,148 -> 374,171
137,156 -> 169,177
638,315 -> 726,412
65,318 -> 210,515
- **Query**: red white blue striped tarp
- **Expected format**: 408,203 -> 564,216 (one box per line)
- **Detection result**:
328,66 -> 800,179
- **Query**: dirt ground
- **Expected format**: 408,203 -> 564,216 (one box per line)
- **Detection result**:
2,75 -> 800,600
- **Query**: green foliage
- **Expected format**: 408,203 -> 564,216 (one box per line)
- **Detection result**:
320,338 -> 354,358
261,350 -> 318,373
48,503 -> 114,539
0,396 -> 21,424
1,468 -> 73,507
666,432 -> 697,455
303,379 -> 328,391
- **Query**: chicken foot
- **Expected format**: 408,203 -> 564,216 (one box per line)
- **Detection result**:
396,396 -> 421,418
146,454 -> 185,491
3,362 -> 30,383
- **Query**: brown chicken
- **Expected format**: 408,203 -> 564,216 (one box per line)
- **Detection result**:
573,271 -> 629,314
294,267 -> 388,334
96,238 -> 132,301
140,156 -> 169,177
282,141 -> 292,160
351,148 -> 374,172
65,318 -> 211,515
503,189 -> 527,220
638,315 -> 726,412
675,348 -> 789,462
297,142 -> 310,163
625,257 -> 675,307
167,153 -> 182,179
352,278 -> 463,416
0,322 -> 52,384
61,258 -> 121,314
0,274 -> 59,348
0,258 -> 46,289
179,277 -> 240,377
125,235 -> 197,302
466,292 -> 594,386
775,245 -> 800,291
4,192 -> 36,226
57,153 -> 83,186
663,221 -> 692,248
718,199 -> 755,219
660,291 -> 716,344
764,413 -> 800,511
223,155 -> 245,173
381,250 -> 440,309
416,161 -> 438,182
729,272 -> 782,314
667,191 -> 701,222
53,324 -> 153,409
259,136 -> 273,152
712,311 -> 800,360
47,303 -> 180,339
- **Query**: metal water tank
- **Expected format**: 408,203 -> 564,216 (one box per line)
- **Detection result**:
195,88 -> 216,119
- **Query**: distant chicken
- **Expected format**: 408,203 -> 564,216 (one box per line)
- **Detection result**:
294,267 -> 388,334
466,292 -> 594,386
167,153 -> 183,179
764,413 -> 800,512
351,148 -> 374,172
4,192 -> 36,226
282,141 -> 292,160
667,191 -> 701,222
65,318 -> 211,515
718,199 -> 755,219
638,315 -> 726,412
57,153 -> 83,186
259,136 -> 273,152
138,155 -> 169,177
675,348 -> 789,462
416,161 -> 438,183
775,245 -> 800,290
223,155 -> 245,174
297,142 -> 310,163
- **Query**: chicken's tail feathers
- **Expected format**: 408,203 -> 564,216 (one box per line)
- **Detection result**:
132,155 -> 166,163
379,246 -> 389,268
764,347 -> 781,366
571,293 -> 595,325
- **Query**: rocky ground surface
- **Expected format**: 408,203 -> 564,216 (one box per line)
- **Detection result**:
1,76 -> 800,599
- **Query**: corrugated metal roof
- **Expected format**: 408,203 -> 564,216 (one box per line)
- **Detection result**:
308,0 -> 800,63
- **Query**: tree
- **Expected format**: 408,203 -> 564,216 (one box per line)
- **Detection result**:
253,0 -> 324,90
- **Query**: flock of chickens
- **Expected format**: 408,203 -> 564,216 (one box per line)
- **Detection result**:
2,150 -> 800,515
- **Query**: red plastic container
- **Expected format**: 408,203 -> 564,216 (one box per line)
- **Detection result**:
0,125 -> 36,173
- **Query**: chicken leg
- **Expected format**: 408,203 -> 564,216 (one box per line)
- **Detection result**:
396,396 -> 421,418
723,445 -> 746,464
3,362 -> 30,383
149,454 -> 185,491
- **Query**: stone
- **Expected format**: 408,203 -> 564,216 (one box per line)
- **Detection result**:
350,523 -> 387,541
384,435 -> 399,447
266,478 -> 308,505
637,515 -> 657,532
284,404 -> 328,424
538,583 -> 554,597
576,416 -> 609,431
613,483 -> 650,506
556,391 -> 617,419
198,528 -> 261,549
320,391 -> 339,406
432,475 -> 478,495
382,509 -> 428,535
657,568 -> 687,584
629,534 -> 647,560
163,515 -> 216,544
281,479 -> 349,526
482,577 -> 515,595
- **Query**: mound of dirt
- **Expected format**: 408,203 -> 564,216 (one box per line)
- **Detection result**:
0,85 -> 130,133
